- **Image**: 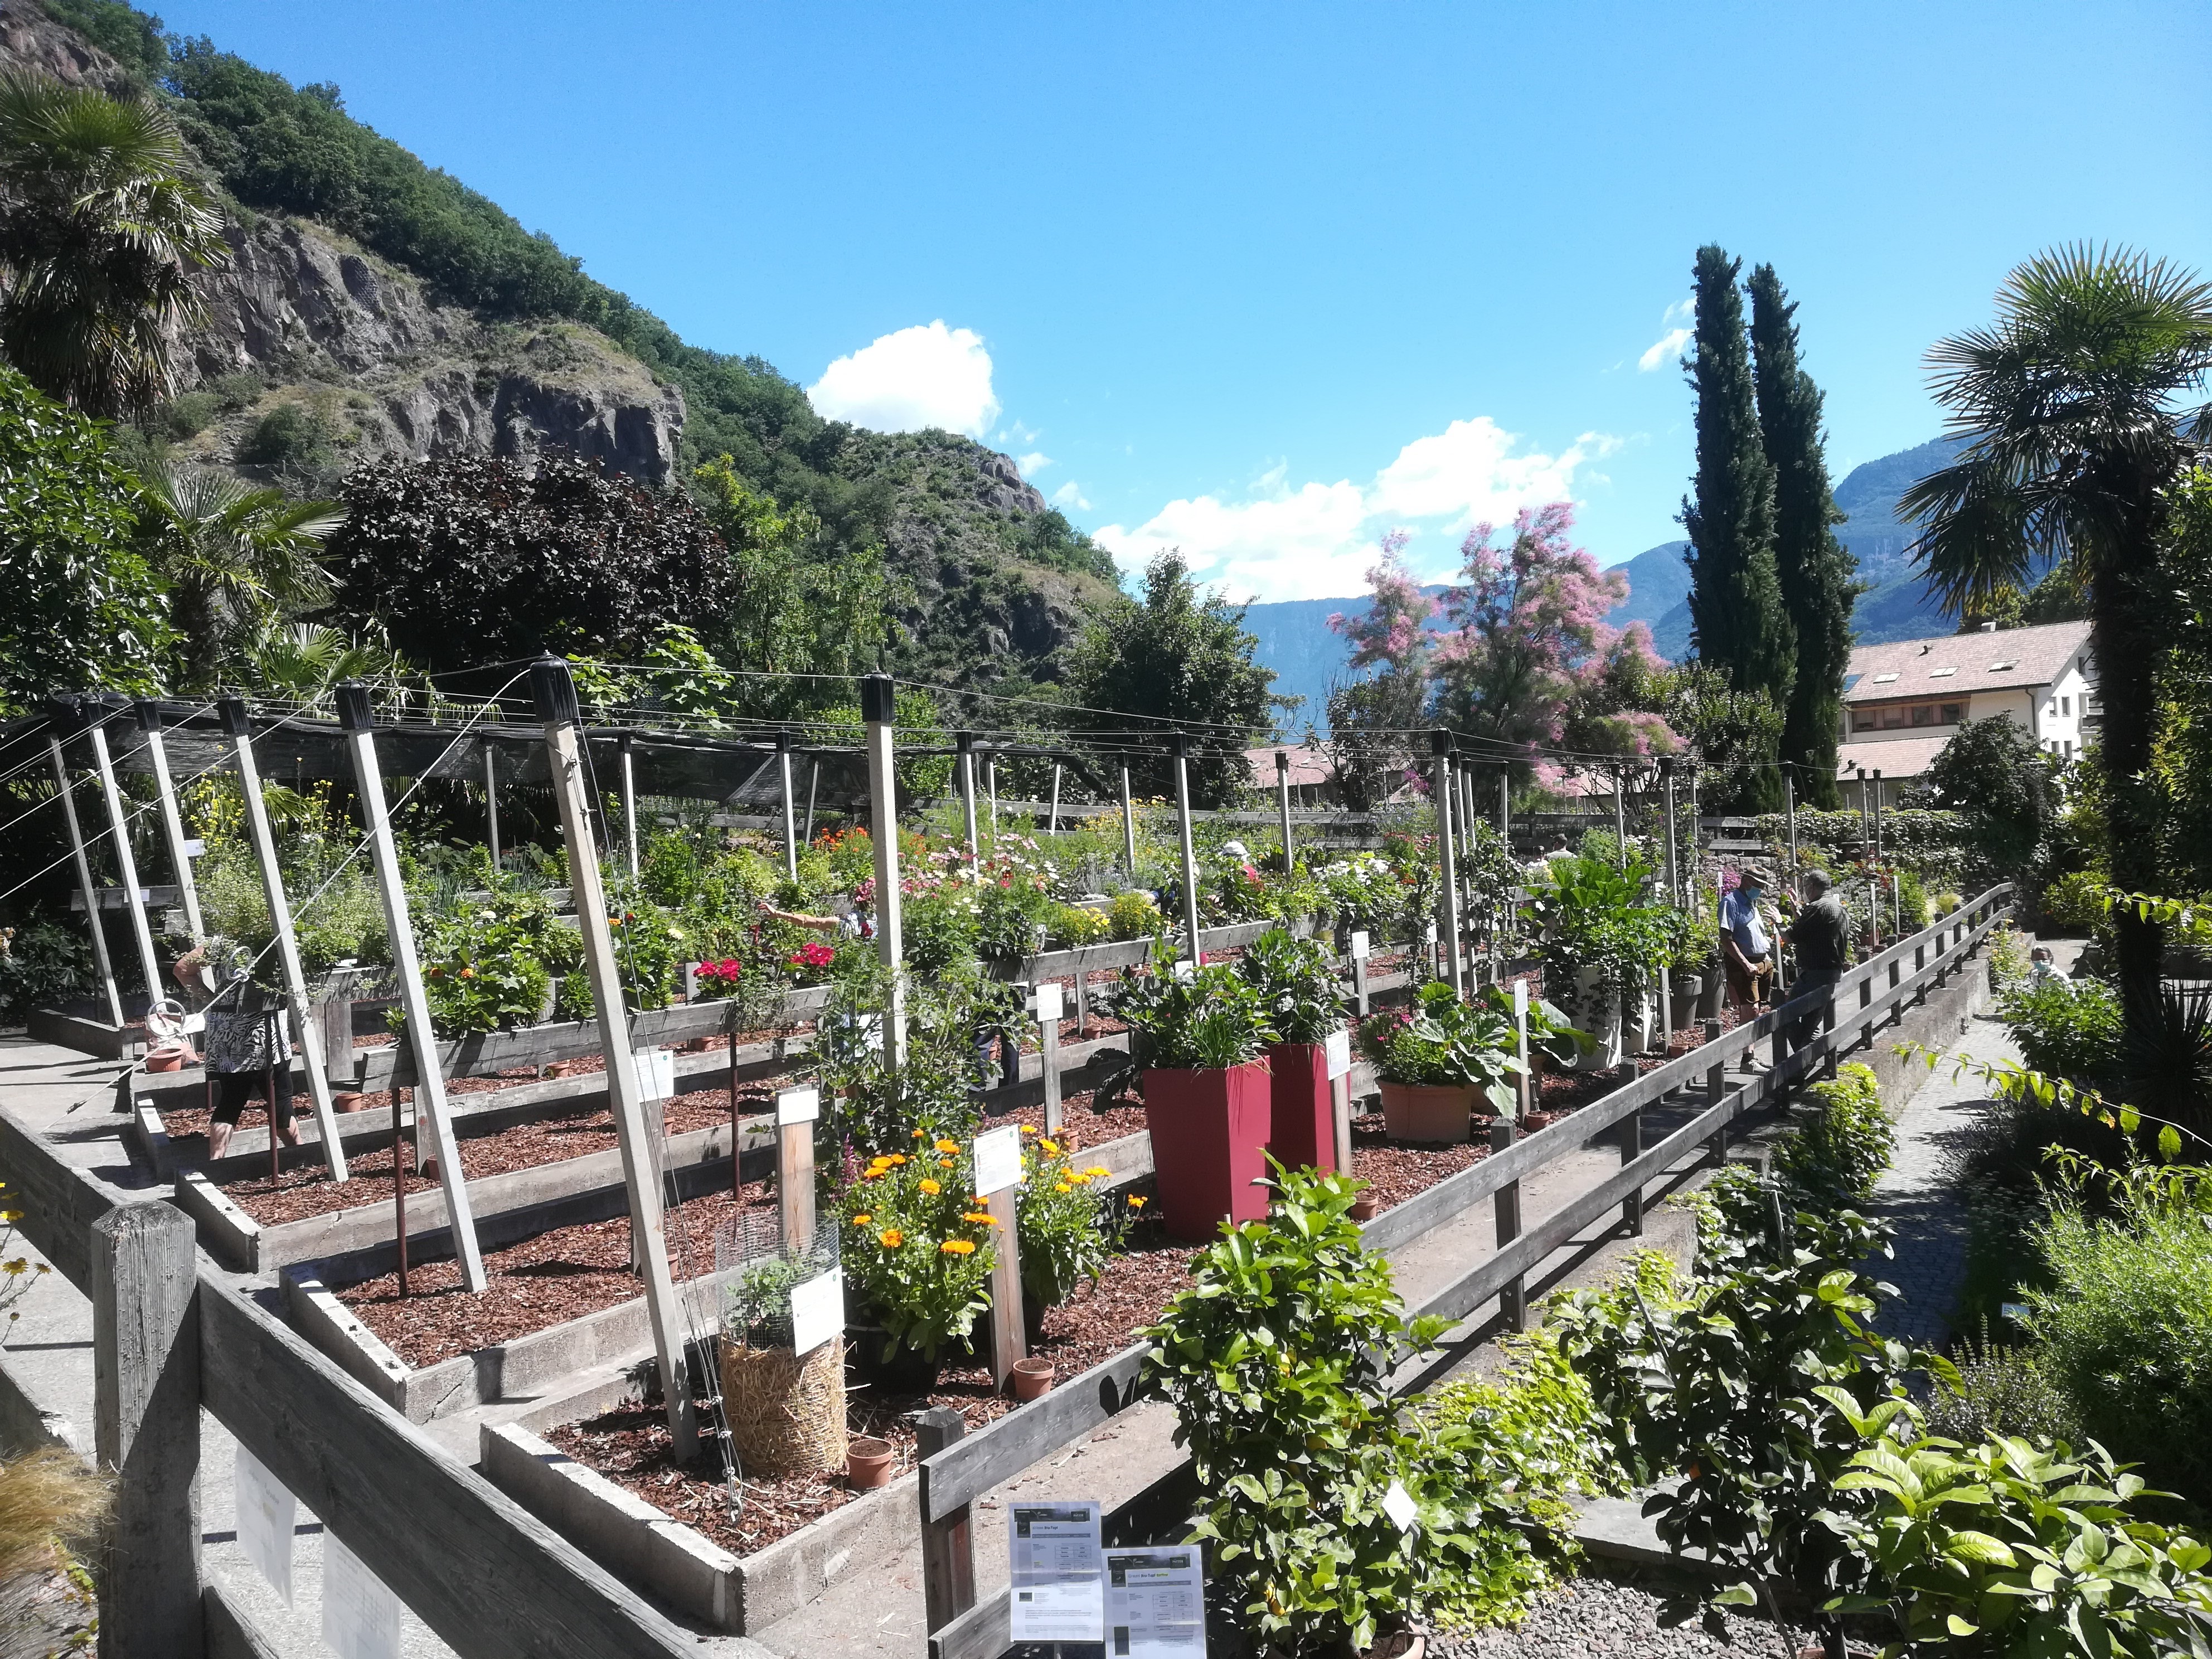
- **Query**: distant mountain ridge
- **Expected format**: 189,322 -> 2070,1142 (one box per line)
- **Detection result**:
1243,435 -> 1972,727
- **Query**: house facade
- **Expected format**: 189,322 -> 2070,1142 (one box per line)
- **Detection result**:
1836,619 -> 2094,805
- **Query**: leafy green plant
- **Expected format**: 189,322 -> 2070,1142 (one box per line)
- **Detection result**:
1530,853 -> 1677,1001
414,886 -> 582,1036
816,957 -> 1010,1152
1116,949 -> 1275,1071
722,1254 -> 811,1349
1236,927 -> 1342,1046
1107,889 -> 1162,941
1355,981 -> 1525,1111
1475,982 -> 1595,1070
1819,1430 -> 2212,1657
1050,901 -> 1111,947
1142,1165 -> 1477,1653
1777,1061 -> 1895,1206
2000,975 -> 2123,1086
838,1140 -> 997,1364
1016,1136 -> 1126,1308
0,918 -> 88,1021
1923,1321 -> 2082,1449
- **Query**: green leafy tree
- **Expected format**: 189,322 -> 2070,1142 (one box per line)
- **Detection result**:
133,462 -> 343,692
1658,664 -> 1784,814
1748,264 -> 1857,809
1682,245 -> 1793,804
1065,551 -> 1281,806
0,365 -> 170,714
0,70 -> 226,414
1922,715 -> 2058,879
1901,246 -> 2212,1027
322,452 -> 739,675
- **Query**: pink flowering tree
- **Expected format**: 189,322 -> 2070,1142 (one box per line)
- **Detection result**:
1430,503 -> 1680,784
1323,532 -> 1442,805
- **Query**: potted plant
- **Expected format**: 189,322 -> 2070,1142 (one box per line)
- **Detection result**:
838,1143 -> 998,1389
1117,952 -> 1278,1241
1237,927 -> 1346,1175
1474,983 -> 1594,1093
1015,1136 -> 1124,1330
1527,854 -> 1675,1070
1355,982 -> 1524,1143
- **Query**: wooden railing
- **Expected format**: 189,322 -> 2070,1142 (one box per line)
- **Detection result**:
919,885 -> 2012,1659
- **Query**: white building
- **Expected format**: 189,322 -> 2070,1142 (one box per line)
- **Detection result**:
1836,619 -> 2094,805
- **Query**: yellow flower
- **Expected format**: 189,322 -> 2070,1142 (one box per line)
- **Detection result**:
1085,1166 -> 1109,1178
879,1229 -> 904,1248
961,1211 -> 998,1226
1128,1196 -> 1147,1209
1054,1182 -> 1072,1194
938,1157 -> 954,1168
889,1154 -> 908,1166
940,1239 -> 977,1255
851,1214 -> 873,1227
1020,1125 -> 1036,1136
933,1138 -> 960,1154
911,1129 -> 926,1139
1041,1139 -> 1061,1156
918,1178 -> 941,1195
1068,1173 -> 1090,1186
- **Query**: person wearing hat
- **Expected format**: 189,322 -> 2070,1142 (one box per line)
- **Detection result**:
1784,868 -> 1852,1051
1720,865 -> 1777,1069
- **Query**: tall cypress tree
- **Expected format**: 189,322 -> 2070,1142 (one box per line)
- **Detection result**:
1681,245 -> 1794,714
1748,263 -> 1859,810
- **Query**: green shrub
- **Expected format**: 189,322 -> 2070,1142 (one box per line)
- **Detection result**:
415,887 -> 580,1036
1117,951 -> 1274,1071
1016,1138 -> 1127,1309
2000,975 -> 2123,1084
160,390 -> 220,440
1354,981 -> 1524,1111
236,402 -> 335,470
1236,927 -> 1341,1046
901,894 -> 978,975
1777,1061 -> 1894,1205
2027,1171 -> 2212,1504
1923,1321 -> 2082,1448
0,918 -> 89,1020
1049,901 -> 1110,947
1106,889 -> 1161,941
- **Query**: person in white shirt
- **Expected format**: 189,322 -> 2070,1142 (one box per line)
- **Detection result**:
1720,866 -> 1778,1071
2029,945 -> 2071,989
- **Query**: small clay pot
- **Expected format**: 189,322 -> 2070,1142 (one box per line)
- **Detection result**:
1011,1357 -> 1054,1401
846,1437 -> 896,1488
1360,1634 -> 1425,1659
680,1036 -> 711,1054
333,1091 -> 365,1113
146,1047 -> 187,1074
1348,1193 -> 1380,1223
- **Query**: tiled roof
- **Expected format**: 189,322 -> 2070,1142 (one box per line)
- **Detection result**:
1245,745 -> 1334,788
1836,734 -> 1952,779
1841,620 -> 2090,704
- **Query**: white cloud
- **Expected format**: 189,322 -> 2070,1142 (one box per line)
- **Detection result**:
1050,481 -> 1092,511
807,321 -> 1000,438
1638,327 -> 1692,373
1092,419 -> 1619,602
1662,296 -> 1695,326
1017,452 -> 1052,478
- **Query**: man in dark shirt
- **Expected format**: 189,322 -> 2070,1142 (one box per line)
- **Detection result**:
1784,869 -> 1851,1051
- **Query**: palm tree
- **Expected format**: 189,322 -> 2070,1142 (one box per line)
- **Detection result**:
0,71 -> 228,414
243,622 -> 409,711
1903,245 -> 2212,1025
134,462 -> 345,692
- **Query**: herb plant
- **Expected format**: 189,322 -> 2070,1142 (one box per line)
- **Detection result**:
1236,926 -> 1342,1046
1116,949 -> 1276,1071
838,1141 -> 997,1364
1016,1134 -> 1128,1308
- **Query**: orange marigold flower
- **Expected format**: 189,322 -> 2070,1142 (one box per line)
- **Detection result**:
879,1229 -> 904,1248
938,1157 -> 954,1168
940,1239 -> 977,1255
1019,1125 -> 1036,1136
1085,1166 -> 1109,1177
911,1129 -> 926,1138
933,1138 -> 959,1154
888,1154 -> 908,1165
918,1178 -> 941,1195
1128,1196 -> 1147,1208
851,1214 -> 872,1227
961,1211 -> 997,1226
1041,1139 -> 1061,1156
1054,1182 -> 1072,1194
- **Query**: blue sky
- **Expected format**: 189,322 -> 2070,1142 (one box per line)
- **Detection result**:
159,1 -> 2212,602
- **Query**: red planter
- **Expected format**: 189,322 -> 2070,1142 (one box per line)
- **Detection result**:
1265,1042 -> 1336,1176
1141,1060 -> 1274,1241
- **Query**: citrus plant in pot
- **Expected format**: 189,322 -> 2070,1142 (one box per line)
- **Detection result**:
1237,926 -> 1346,1175
1528,854 -> 1674,1070
1118,949 -> 1278,1241
1356,981 -> 1525,1143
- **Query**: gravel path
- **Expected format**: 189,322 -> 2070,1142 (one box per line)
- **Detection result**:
1434,1567 -> 1787,1658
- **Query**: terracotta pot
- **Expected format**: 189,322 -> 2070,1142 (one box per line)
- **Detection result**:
1011,1357 -> 1054,1401
1377,1081 -> 1478,1144
1359,1633 -> 1426,1659
846,1437 -> 896,1488
1348,1192 -> 1380,1223
1141,1060 -> 1274,1241
1265,1040 -> 1336,1175
145,1046 -> 187,1073
333,1091 -> 365,1113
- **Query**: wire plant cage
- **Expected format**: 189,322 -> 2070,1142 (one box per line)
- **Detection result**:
713,1210 -> 841,1352
712,1210 -> 848,1477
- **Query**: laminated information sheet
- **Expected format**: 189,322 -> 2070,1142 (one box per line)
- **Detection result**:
1104,1545 -> 1206,1657
1008,1501 -> 1104,1642
973,1123 -> 1023,1196
234,1443 -> 295,1605
321,1533 -> 402,1659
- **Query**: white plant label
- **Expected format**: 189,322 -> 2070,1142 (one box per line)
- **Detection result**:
775,1084 -> 821,1127
631,1046 -> 674,1103
321,1532 -> 402,1659
1382,1479 -> 1419,1532
973,1123 -> 1023,1196
1323,1029 -> 1352,1081
1104,1546 -> 1207,1657
234,1443 -> 295,1605
1425,922 -> 1438,945
1513,979 -> 1529,1018
183,837 -> 206,858
1031,981 -> 1064,1023
1008,1502 -> 1105,1642
789,1266 -> 844,1356
1350,930 -> 1371,961
1171,959 -> 1196,983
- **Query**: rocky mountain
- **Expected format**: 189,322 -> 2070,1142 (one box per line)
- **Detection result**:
0,0 -> 1115,691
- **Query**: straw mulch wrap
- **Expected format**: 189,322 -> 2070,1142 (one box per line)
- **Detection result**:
720,1337 -> 847,1476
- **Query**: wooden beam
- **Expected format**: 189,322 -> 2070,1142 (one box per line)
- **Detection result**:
862,674 -> 908,1071
86,713 -> 163,1001
135,701 -> 204,940
48,733 -> 125,1026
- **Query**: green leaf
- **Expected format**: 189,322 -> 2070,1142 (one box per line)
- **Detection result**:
2160,1124 -> 2184,1163
1946,1614 -> 1980,1637
1944,1531 -> 2018,1567
1713,1583 -> 1760,1607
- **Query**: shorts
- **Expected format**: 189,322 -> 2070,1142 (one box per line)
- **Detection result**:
210,1070 -> 295,1132
1724,953 -> 1772,1007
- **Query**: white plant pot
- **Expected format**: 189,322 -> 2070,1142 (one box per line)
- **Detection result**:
1623,987 -> 1655,1056
1569,965 -> 1623,1071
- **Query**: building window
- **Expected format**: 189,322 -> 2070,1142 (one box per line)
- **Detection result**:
1941,702 -> 1964,724
1852,711 -> 1876,732
2061,695 -> 2071,716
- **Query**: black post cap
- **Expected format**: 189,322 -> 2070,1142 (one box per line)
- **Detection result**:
776,729 -> 792,754
1170,731 -> 1190,759
860,672 -> 896,726
336,681 -> 375,733
1275,749 -> 1289,773
45,695 -> 84,739
1430,729 -> 1453,758
133,698 -> 164,731
528,656 -> 578,726
1658,754 -> 1675,776
955,730 -> 974,753
218,697 -> 251,738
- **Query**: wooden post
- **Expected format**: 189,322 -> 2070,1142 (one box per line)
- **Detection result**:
1275,750 -> 1294,874
618,731 -> 641,884
862,674 -> 908,1071
92,1201 -> 202,1659
134,701 -> 204,940
804,757 -> 819,843
974,1123 -> 1025,1387
1619,1107 -> 1644,1236
915,1406 -> 975,1632
1048,761 -> 1063,835
1120,763 -> 1138,876
1497,765 -> 1510,847
1702,1017 -> 1727,1165
1613,766 -> 1628,869
778,733 -> 798,881
1783,766 -> 1799,896
1430,734 -> 1464,995
85,708 -> 163,1002
484,742 -> 501,875
221,698 -> 348,1180
1661,755 -> 1680,907
337,683 -> 486,1290
1172,737 -> 1202,968
986,756 -> 998,847
1490,1117 -> 1524,1331
1034,982 -> 1064,1136
957,733 -> 979,862
48,724 -> 125,1027
394,1090 -> 409,1297
1350,932 -> 1371,1017
530,661 -> 695,1458
775,1085 -> 818,1252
